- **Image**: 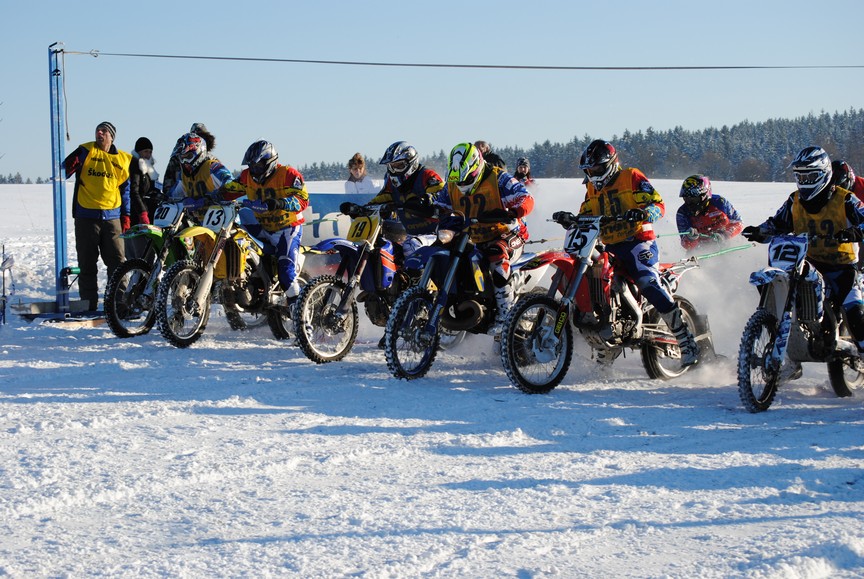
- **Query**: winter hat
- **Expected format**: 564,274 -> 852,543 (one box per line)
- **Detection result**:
96,121 -> 116,141
190,122 -> 208,134
516,157 -> 530,170
134,137 -> 153,152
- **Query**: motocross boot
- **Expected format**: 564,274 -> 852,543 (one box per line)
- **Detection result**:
595,347 -> 622,367
660,306 -> 699,367
779,358 -> 803,382
491,283 -> 516,336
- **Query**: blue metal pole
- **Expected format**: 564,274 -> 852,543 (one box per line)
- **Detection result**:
48,42 -> 69,314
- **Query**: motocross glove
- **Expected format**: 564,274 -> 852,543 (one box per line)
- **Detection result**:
183,197 -> 206,211
684,227 -> 701,240
120,215 -> 131,233
242,198 -> 269,213
267,196 -> 302,212
835,227 -> 864,243
138,212 -> 151,226
742,225 -> 768,242
340,201 -> 362,216
552,211 -> 577,225
624,208 -> 647,222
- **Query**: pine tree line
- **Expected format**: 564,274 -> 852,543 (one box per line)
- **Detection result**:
299,108 -> 864,183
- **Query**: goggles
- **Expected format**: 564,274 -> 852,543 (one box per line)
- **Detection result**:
794,170 -> 826,187
387,159 -> 410,174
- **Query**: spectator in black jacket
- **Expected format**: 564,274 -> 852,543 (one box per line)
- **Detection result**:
126,137 -> 161,258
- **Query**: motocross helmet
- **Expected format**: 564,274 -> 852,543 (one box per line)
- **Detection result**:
379,141 -> 419,188
680,174 -> 712,213
243,140 -> 279,184
178,132 -> 207,176
447,142 -> 485,195
832,159 -> 856,191
790,146 -> 832,203
580,139 -> 620,190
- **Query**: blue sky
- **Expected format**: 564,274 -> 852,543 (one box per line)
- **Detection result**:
1,0 -> 863,182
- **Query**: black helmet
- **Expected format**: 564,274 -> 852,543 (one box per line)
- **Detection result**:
790,146 -> 832,202
680,174 -> 712,213
580,140 -> 620,189
243,140 -> 279,184
832,159 -> 856,191
379,141 -> 419,187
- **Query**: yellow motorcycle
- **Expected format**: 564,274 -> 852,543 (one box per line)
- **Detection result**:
155,200 -> 302,347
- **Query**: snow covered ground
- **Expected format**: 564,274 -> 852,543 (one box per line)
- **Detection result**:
1,179 -> 863,578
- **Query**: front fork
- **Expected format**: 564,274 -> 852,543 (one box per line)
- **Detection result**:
191,232 -> 228,314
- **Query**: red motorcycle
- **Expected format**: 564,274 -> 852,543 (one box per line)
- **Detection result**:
499,212 -> 715,393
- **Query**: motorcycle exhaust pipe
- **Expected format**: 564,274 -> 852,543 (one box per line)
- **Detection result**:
835,338 -> 860,358
441,300 -> 484,331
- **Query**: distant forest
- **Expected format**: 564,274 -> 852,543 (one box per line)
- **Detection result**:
299,108 -> 864,183
4,108 -> 862,185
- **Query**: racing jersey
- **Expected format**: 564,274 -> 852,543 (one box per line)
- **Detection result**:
221,165 -> 309,232
579,167 -> 664,244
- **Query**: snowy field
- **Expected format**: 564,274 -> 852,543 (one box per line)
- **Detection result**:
1,179 -> 863,578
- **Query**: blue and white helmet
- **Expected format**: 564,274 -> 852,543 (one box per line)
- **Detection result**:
790,146 -> 833,202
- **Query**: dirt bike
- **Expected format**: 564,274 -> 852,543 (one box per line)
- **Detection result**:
293,203 -> 428,363
103,200 -> 194,338
737,232 -> 864,412
499,212 -> 715,394
383,214 -> 550,380
155,200 -> 304,347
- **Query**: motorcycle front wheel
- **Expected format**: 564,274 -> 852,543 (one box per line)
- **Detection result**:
500,294 -> 572,394
384,286 -> 440,380
104,258 -> 157,338
294,275 -> 358,363
642,298 -> 699,380
737,308 -> 780,412
155,260 -> 212,348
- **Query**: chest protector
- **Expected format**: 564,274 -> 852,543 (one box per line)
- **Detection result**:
446,167 -> 511,243
581,168 -> 653,244
791,191 -> 856,265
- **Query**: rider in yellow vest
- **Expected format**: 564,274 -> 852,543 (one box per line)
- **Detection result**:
63,121 -> 132,310
433,142 -> 534,331
578,139 -> 699,368
743,146 -> 864,379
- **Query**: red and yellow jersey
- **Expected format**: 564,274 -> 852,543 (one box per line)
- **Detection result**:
791,190 -> 857,265
579,167 -> 664,244
222,164 -> 309,232
70,142 -> 132,211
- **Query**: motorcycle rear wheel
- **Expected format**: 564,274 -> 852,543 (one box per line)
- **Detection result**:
294,275 -> 358,363
642,298 -> 699,380
500,294 -> 572,394
104,258 -> 157,338
737,308 -> 780,413
155,260 -> 211,348
384,286 -> 440,380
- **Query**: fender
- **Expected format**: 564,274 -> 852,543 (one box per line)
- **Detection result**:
120,223 -> 167,242
749,266 -> 788,287
308,237 -> 361,257
176,224 -> 218,242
